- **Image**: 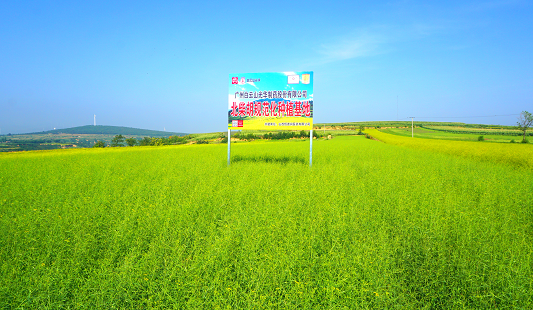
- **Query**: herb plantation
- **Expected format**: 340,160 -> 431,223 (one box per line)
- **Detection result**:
1,134 -> 531,308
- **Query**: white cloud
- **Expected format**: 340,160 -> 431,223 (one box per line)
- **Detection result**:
317,32 -> 386,64
306,22 -> 456,66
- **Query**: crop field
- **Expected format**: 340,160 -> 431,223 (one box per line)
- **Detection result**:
314,121 -> 473,129
381,127 -> 527,143
367,129 -> 533,169
424,126 -> 525,136
1,136 -> 532,308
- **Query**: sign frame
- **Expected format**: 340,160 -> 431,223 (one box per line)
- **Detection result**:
227,71 -> 314,167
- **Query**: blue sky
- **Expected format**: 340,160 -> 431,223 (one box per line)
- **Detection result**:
1,0 -> 532,134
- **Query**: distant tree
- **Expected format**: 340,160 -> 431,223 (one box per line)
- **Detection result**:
150,138 -> 164,146
358,125 -> 365,135
111,134 -> 125,147
93,140 -> 106,148
168,135 -> 187,144
517,111 -> 533,143
125,137 -> 138,147
140,137 -> 151,146
248,133 -> 257,140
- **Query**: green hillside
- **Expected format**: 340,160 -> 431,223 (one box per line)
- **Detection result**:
29,125 -> 187,137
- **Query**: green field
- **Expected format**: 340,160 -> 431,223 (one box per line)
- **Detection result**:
314,121 -> 518,130
381,126 -> 529,143
424,125 -> 525,136
1,136 -> 532,308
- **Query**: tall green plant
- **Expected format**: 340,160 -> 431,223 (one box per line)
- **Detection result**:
517,111 -> 533,143
110,134 -> 125,147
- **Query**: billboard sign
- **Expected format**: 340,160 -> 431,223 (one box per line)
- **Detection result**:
228,71 -> 313,130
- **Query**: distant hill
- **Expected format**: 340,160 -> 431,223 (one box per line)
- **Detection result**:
29,125 -> 187,137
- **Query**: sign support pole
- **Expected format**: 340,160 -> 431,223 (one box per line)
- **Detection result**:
227,128 -> 231,166
309,129 -> 313,167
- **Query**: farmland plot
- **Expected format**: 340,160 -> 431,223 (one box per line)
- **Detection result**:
0,137 -> 531,308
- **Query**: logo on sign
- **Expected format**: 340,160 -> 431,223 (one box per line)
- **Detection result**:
232,120 -> 243,127
240,77 -> 246,85
231,77 -> 238,84
288,75 -> 300,84
302,74 -> 310,84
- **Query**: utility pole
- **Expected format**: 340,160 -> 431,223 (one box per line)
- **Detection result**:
94,115 -> 96,126
410,117 -> 414,137
397,95 -> 398,120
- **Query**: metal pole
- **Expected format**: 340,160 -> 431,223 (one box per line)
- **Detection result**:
227,128 -> 231,166
309,129 -> 313,167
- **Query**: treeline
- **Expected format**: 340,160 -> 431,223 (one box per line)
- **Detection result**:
0,144 -> 62,152
420,126 -> 532,136
2,138 -> 58,143
0,137 -> 93,152
315,121 -> 465,128
94,135 -> 189,148
94,131 -> 323,148
459,124 -> 517,129
315,121 -> 518,130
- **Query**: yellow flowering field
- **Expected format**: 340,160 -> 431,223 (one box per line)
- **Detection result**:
1,136 -> 532,308
366,129 -> 533,168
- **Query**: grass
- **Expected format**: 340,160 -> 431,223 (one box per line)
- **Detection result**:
425,125 -> 525,136
381,127 -> 524,143
313,121 -> 499,128
367,129 -> 533,169
1,136 -> 532,308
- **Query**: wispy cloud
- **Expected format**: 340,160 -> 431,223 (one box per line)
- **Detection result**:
302,26 -> 400,67
317,31 -> 387,64
305,22 -> 456,67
